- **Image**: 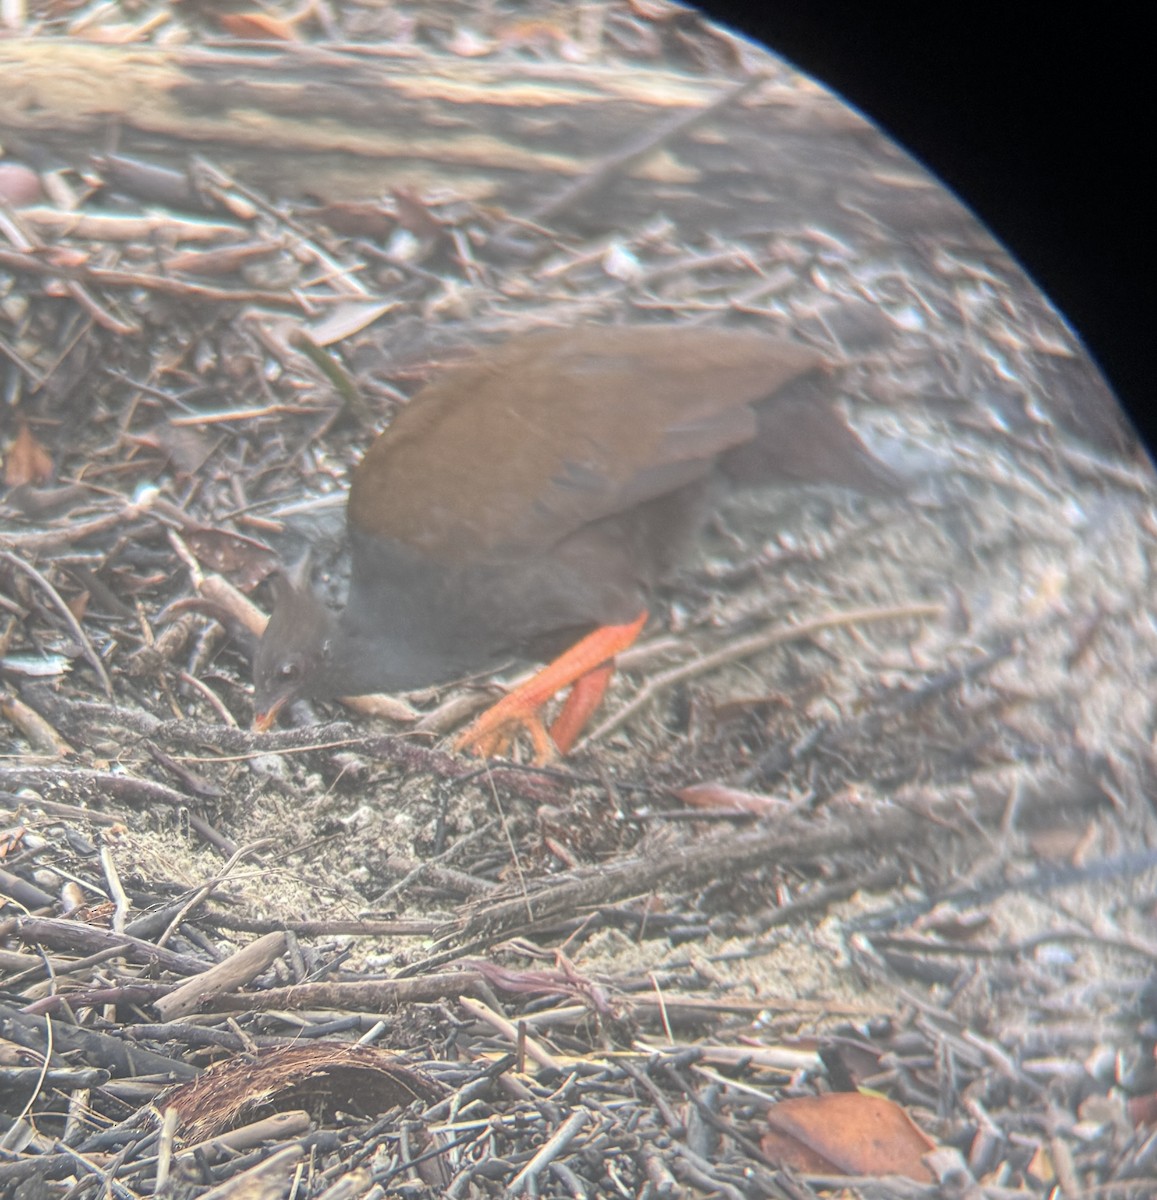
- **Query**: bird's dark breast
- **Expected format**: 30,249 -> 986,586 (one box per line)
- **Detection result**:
340,491 -> 693,689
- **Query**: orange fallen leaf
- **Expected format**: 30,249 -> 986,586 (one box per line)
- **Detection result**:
43,247 -> 90,269
217,11 -> 300,40
1128,1091 -> 1157,1128
1026,1140 -> 1055,1185
4,423 -> 54,488
762,1092 -> 935,1182
674,781 -> 792,816
66,591 -> 90,622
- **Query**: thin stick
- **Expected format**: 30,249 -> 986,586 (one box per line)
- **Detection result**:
580,601 -> 944,749
0,550 -> 113,697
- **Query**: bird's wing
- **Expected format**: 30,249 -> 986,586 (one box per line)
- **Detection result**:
348,326 -> 825,561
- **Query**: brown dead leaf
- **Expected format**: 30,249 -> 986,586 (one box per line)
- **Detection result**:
1027,825 -> 1091,861
165,241 -> 285,278
4,423 -> 54,488
1026,1141 -> 1055,1185
0,164 -> 42,207
306,200 -> 397,240
1128,1091 -> 1157,1128
761,1092 -> 935,1182
216,12 -> 300,40
817,1038 -> 884,1091
184,529 -> 280,592
65,591 -> 90,622
674,781 -> 791,816
391,188 -> 445,240
131,423 -> 223,477
43,247 -> 90,269
913,908 -> 992,941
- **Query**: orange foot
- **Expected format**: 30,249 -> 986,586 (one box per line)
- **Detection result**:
453,611 -> 647,761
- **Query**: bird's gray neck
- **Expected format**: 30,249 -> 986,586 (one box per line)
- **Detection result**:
333,531 -> 510,693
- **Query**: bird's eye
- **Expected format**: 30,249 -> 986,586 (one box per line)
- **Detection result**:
278,660 -> 300,681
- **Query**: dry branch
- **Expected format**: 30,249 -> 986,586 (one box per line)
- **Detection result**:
0,37 -> 956,240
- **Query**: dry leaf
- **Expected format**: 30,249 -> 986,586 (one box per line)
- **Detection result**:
1026,1141 -> 1055,1185
762,1092 -> 935,1182
217,12 -> 299,40
1128,1092 -> 1157,1128
1026,825 -> 1090,860
65,591 -> 90,622
132,423 -> 222,477
43,247 -> 90,269
0,164 -> 42,207
306,200 -> 396,240
391,187 -> 444,240
305,299 -> 396,347
674,781 -> 791,816
3,423 -> 54,488
184,529 -> 280,592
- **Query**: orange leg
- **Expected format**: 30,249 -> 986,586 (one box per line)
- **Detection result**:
454,611 -> 647,761
549,661 -> 615,756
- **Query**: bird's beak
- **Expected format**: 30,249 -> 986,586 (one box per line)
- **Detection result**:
252,695 -> 286,733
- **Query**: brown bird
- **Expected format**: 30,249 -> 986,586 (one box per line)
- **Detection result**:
253,324 -> 899,757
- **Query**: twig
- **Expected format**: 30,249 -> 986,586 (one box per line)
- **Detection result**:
505,73 -> 768,236
0,246 -> 338,310
508,1108 -> 592,1195
0,549 -> 113,696
458,995 -> 562,1073
368,819 -> 500,907
580,601 -> 943,749
99,848 -> 130,937
176,670 -> 237,725
156,839 -> 280,950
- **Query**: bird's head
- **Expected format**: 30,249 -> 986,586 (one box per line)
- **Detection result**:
252,567 -> 341,731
